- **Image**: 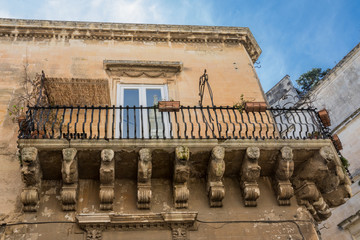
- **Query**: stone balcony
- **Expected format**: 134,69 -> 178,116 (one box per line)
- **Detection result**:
16,105 -> 352,239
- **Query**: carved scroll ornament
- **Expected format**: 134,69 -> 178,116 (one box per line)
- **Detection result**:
20,147 -> 42,212
207,146 -> 225,207
61,148 -> 78,211
137,148 -> 152,209
173,146 -> 190,208
100,149 -> 115,210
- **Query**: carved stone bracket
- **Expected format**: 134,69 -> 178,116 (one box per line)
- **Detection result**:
292,146 -> 351,222
61,148 -> 78,211
273,146 -> 294,205
174,146 -> 190,208
76,212 -> 198,240
20,147 -> 42,212
240,147 -> 261,207
100,149 -> 115,210
137,148 -> 152,209
207,146 -> 225,207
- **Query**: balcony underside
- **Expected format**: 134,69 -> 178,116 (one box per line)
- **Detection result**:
19,138 -> 336,180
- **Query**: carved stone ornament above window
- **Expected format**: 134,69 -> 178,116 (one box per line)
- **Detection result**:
104,60 -> 183,78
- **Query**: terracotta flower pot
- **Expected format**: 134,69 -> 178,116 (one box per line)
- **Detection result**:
31,130 -> 46,139
158,101 -> 180,112
318,109 -> 331,127
245,102 -> 267,112
332,134 -> 343,150
17,115 -> 26,127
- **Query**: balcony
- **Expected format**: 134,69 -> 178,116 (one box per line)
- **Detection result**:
16,105 -> 351,238
18,105 -> 329,140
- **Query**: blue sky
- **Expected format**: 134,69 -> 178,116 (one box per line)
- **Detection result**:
1,0 -> 359,91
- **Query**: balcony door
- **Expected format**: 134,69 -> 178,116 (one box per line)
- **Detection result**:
116,84 -> 169,139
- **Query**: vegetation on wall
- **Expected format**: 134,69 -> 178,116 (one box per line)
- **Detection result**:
296,68 -> 330,95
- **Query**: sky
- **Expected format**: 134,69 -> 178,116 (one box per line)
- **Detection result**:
0,0 -> 359,92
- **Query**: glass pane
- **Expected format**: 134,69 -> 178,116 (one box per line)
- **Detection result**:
123,89 -> 140,138
146,89 -> 164,138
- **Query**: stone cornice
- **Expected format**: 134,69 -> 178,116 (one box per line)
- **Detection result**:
104,60 -> 183,78
0,18 -> 261,62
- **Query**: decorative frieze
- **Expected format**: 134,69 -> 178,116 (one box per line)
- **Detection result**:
99,149 -> 115,210
207,146 -> 225,207
240,147 -> 261,207
76,212 -> 198,240
173,146 -> 190,208
273,146 -> 294,205
137,148 -> 152,209
20,147 -> 41,212
61,148 -> 78,211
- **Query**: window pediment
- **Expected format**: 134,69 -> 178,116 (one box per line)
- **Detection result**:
104,60 -> 183,78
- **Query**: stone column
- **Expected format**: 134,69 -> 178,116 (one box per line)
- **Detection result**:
99,149 -> 115,210
61,148 -> 78,211
173,146 -> 190,209
207,146 -> 225,207
240,147 -> 261,207
20,147 -> 42,212
137,148 -> 152,209
273,146 -> 294,205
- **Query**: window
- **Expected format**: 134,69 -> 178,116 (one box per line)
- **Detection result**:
116,84 -> 170,138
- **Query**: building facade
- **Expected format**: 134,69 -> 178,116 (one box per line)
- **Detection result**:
266,43 -> 360,240
0,18 -> 352,240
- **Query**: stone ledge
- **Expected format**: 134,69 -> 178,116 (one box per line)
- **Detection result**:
0,18 -> 261,62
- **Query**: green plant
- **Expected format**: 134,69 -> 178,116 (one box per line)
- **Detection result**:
8,105 -> 25,121
233,94 -> 247,113
340,155 -> 350,169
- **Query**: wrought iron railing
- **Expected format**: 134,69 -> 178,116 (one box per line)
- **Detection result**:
18,105 -> 329,140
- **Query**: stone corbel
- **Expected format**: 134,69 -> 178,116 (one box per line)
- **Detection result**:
137,148 -> 152,209
207,146 -> 225,207
273,146 -> 294,205
61,148 -> 78,211
100,149 -> 115,210
292,146 -> 349,221
173,146 -> 190,208
240,147 -> 261,207
20,147 -> 42,212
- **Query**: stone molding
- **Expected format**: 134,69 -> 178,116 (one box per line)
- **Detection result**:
76,212 -> 198,240
0,18 -> 261,62
104,60 -> 183,78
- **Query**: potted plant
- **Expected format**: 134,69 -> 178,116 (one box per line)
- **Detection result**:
158,99 -> 180,112
308,131 -> 320,139
245,102 -> 267,112
318,109 -> 331,127
332,134 -> 343,150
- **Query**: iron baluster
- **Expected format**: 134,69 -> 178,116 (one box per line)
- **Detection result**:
83,106 -> 87,139
187,106 -> 194,139
119,106 -> 123,139
226,106 -> 235,139
294,110 -> 304,139
264,111 -> 276,139
147,106 -> 151,139
206,106 -> 216,138
168,111 -> 173,139
161,111 -> 165,139
252,112 -> 262,140
74,106 -> 80,139
133,106 -> 137,139
97,106 -> 101,139
43,107 -> 51,138
126,106 -> 129,139
219,107 -> 228,139
174,111 -> 180,139
200,107 -> 209,139
51,106 -> 59,139
59,107 -> 66,139
231,108 -> 240,139
180,107 -> 187,139
67,106 -> 74,140
112,105 -> 115,139
154,106 -> 158,139
140,105 -> 144,139
89,106 -> 94,139
194,106 -> 202,139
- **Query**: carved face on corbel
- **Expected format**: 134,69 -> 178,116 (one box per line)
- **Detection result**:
63,148 -> 77,162
139,148 -> 151,163
212,146 -> 225,161
101,149 -> 114,163
21,147 -> 38,166
320,147 -> 334,162
176,146 -> 190,164
281,146 -> 293,161
246,147 -> 260,161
